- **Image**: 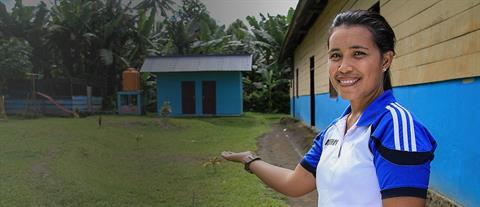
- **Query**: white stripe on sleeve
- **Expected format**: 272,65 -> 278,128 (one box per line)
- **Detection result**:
385,105 -> 401,150
394,103 -> 417,152
391,103 -> 409,151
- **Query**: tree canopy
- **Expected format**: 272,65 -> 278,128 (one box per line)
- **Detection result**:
0,37 -> 33,92
0,0 -> 295,113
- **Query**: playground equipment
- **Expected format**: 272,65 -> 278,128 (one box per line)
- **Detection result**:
36,92 -> 78,117
4,74 -> 103,116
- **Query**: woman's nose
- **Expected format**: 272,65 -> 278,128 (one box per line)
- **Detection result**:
338,61 -> 353,73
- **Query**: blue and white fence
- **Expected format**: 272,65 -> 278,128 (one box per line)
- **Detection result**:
4,96 -> 103,115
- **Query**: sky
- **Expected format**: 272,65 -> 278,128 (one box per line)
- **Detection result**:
1,0 -> 299,26
199,0 -> 298,25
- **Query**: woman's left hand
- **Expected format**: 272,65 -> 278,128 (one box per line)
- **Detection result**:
221,151 -> 253,164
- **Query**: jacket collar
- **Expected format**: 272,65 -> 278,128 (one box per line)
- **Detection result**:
340,90 -> 396,126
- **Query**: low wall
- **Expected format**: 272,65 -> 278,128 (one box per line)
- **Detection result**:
5,96 -> 102,115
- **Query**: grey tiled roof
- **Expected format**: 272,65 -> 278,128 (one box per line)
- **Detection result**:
140,55 -> 252,72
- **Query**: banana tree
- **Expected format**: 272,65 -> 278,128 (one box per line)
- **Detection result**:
242,8 -> 294,113
134,0 -> 174,17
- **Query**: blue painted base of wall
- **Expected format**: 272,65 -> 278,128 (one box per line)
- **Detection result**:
291,77 -> 480,206
291,94 -> 349,130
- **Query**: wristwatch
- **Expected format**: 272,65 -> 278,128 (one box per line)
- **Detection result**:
243,154 -> 261,174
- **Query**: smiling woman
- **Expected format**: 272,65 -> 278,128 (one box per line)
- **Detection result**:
222,10 -> 437,207
328,25 -> 390,112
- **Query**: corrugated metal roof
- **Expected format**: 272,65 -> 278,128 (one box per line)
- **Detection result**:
140,55 -> 252,72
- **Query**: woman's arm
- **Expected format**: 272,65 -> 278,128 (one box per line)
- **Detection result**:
221,151 -> 316,197
383,197 -> 425,207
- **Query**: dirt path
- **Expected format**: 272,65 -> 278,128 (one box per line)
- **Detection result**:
257,119 -> 318,207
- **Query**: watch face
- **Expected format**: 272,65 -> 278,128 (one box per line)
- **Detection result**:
243,154 -> 255,164
243,155 -> 251,164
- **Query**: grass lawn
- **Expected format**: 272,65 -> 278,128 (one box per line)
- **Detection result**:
0,113 -> 288,207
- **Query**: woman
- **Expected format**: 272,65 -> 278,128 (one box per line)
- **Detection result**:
222,10 -> 436,207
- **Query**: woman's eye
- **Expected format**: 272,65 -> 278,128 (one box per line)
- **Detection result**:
329,53 -> 341,60
353,51 -> 366,57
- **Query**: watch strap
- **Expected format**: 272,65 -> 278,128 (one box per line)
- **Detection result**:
244,154 -> 261,173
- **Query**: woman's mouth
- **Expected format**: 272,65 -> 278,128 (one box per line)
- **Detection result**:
338,78 -> 359,87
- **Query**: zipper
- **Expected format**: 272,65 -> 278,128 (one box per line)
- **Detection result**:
337,141 -> 343,158
338,125 -> 355,158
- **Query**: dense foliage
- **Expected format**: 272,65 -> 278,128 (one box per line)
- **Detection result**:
0,0 -> 294,113
0,37 -> 33,92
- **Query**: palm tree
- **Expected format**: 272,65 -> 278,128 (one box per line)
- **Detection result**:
157,0 -> 227,55
134,0 -> 174,17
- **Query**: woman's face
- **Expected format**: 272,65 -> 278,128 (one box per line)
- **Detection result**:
328,25 -> 391,103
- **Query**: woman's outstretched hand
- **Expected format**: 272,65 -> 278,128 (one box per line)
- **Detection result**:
221,151 -> 253,164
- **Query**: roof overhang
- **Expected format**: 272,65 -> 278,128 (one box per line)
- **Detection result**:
279,0 -> 328,62
140,54 -> 252,73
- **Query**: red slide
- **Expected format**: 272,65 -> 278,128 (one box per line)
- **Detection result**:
36,92 -> 78,117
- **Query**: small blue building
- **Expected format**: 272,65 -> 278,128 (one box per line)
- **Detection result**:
140,55 -> 252,116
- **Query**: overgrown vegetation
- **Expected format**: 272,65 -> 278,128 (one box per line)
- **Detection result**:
0,114 -> 288,206
0,37 -> 32,92
0,0 -> 294,113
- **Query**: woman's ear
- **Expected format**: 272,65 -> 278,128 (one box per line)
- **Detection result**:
382,51 -> 394,70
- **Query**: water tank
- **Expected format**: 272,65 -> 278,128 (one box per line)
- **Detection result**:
122,68 -> 140,91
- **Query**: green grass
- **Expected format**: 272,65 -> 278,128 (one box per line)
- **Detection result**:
0,113 -> 288,207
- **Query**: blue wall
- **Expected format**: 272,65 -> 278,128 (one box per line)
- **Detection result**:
155,71 -> 243,116
5,96 -> 102,115
291,95 -> 349,130
291,77 -> 480,206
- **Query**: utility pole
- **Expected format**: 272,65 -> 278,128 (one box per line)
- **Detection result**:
0,95 -> 6,119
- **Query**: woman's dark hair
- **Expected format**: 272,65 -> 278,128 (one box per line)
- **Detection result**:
328,10 -> 395,90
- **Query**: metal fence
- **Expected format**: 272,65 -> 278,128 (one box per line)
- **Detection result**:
3,78 -> 104,99
2,78 -> 105,116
